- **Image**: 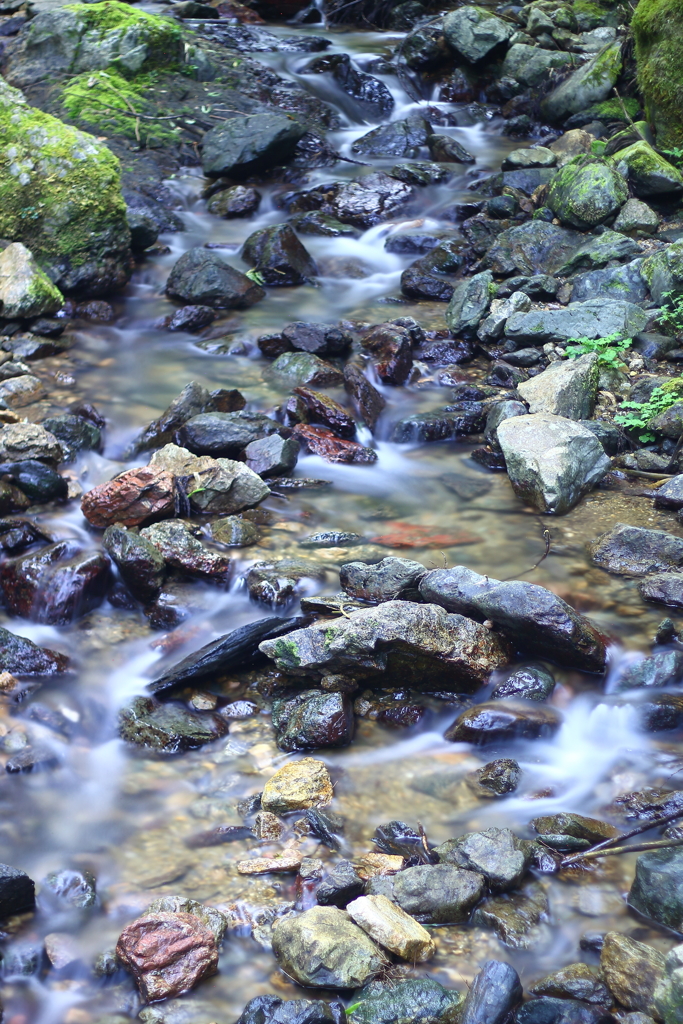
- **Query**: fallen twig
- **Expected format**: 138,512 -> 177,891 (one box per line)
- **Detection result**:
562,836 -> 683,862
561,807 -> 683,867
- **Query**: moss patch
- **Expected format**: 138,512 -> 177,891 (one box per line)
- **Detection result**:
591,96 -> 641,120
632,0 -> 683,148
62,70 -> 180,147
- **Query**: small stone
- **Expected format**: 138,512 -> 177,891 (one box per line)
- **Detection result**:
271,352 -> 344,388
118,696 -> 229,754
461,959 -> 522,1024
261,758 -> 333,814
446,701 -> 562,745
317,861 -> 364,907
0,422 -> 63,465
346,894 -> 435,962
435,827 -> 531,893
253,811 -> 285,841
366,862 -> 484,923
44,932 -> 80,969
600,931 -> 665,1016
210,516 -> 260,547
245,434 -> 299,477
531,813 -> 617,843
473,882 -> 548,948
466,758 -> 521,798
492,667 -> 555,701
354,853 -> 405,880
237,850 -> 303,874
530,963 -> 610,1004
81,466 -> 174,529
116,911 -> 218,1002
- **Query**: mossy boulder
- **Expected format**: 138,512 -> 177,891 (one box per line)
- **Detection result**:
641,240 -> 683,303
0,78 -> 130,296
547,155 -> 627,228
632,0 -> 683,149
542,41 -> 622,121
611,139 -> 683,196
0,242 -> 63,318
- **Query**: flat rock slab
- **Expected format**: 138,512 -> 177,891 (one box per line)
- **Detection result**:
346,893 -> 435,961
588,523 -> 683,576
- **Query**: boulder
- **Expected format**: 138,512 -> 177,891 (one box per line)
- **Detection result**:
150,444 -> 269,514
445,700 -> 562,744
571,260 -> 648,304
166,248 -> 265,308
176,411 -> 280,457
139,521 -> 232,583
639,572 -> 683,610
517,353 -> 599,420
443,6 -> 513,62
201,112 -> 306,178
461,960 -> 522,1024
349,980 -> 463,1024
612,141 -> 683,196
271,906 -> 385,989
505,299 -> 647,345
102,525 -> 166,602
351,113 -> 432,158
116,911 -> 218,1002
242,224 -> 317,286
0,243 -> 63,318
588,523 -> 683,576
496,413 -> 611,514
502,43 -> 577,88
446,270 -> 493,335
628,845 -> 683,930
271,690 -> 354,751
340,556 -> 426,602
259,600 -> 511,689
0,78 -> 130,296
600,932 -> 665,1017
0,540 -> 110,624
318,173 -> 414,229
484,221 -> 583,276
367,862 -> 485,924
435,827 -> 531,892
270,352 -> 344,387
419,565 -> 606,670
542,42 -> 622,121
547,156 -> 627,228
0,625 -> 68,676
261,758 -> 333,813
346,894 -> 435,962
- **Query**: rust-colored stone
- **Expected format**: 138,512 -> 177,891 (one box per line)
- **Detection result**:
116,911 -> 218,1002
81,467 -> 174,529
293,387 -> 356,438
361,324 -> 413,385
292,424 -> 377,464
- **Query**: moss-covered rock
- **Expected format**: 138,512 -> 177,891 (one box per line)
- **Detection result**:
542,41 -> 622,121
0,78 -> 130,296
0,242 -> 63,318
641,240 -> 683,302
633,0 -> 683,148
611,139 -> 683,195
547,155 -> 627,228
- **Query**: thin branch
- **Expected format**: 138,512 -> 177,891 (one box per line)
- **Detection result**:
562,836 -> 683,863
561,807 -> 683,867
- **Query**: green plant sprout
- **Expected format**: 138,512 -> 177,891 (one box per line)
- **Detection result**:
565,333 -> 632,368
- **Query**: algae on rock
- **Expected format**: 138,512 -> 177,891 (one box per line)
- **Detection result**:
632,0 -> 683,148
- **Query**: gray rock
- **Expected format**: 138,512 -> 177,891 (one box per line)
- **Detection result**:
282,322 -> 353,356
0,423 -> 63,464
207,184 -> 261,219
443,6 -> 513,62
614,198 -> 660,234
339,557 -> 426,602
271,906 -> 385,989
245,558 -> 325,607
529,964 -> 610,1005
271,690 -> 354,751
547,156 -> 627,228
446,271 -> 493,335
119,696 -> 229,753
654,943 -> 683,1024
270,352 -> 344,387
497,413 -> 611,514
102,525 -> 166,602
654,476 -> 683,510
505,299 -> 647,346
517,353 -> 599,420
150,444 -> 270,515
600,931 -> 665,1017
485,401 -> 528,448
419,565 -> 606,671
428,134 -> 475,164
258,600 -> 511,689
245,435 -> 299,477
209,516 -> 259,547
641,241 -> 683,304
571,259 -> 648,304
531,812 -> 617,843
542,42 -> 622,121
473,883 -> 549,948
166,248 -> 265,309
588,523 -> 683,576
502,43 -> 577,87
140,521 -> 232,583
435,827 -> 531,893
242,224 -> 316,287
445,700 -> 562,744
514,998 -> 613,1023
555,229 -> 640,276
478,291 -> 531,343
484,221 -> 583,277
639,572 -> 683,610
461,960 -> 522,1024
649,401 -> 683,439
201,112 -> 306,178
629,844 -> 683,931
349,979 -> 464,1024
317,861 -> 364,908
492,666 -> 555,701
127,381 -> 242,456
351,113 -> 432,158
177,411 -> 281,457
367,863 -> 485,924
613,650 -> 683,692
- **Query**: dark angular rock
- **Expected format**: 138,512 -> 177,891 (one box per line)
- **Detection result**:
0,460 -> 68,502
392,404 -> 485,443
316,861 -> 364,907
166,305 -> 216,332
40,415 -> 101,462
119,696 -> 229,754
351,113 -> 432,158
0,540 -> 110,624
242,224 -> 317,286
235,995 -> 345,1024
639,692 -> 683,732
390,161 -> 451,186
614,650 -> 683,691
628,844 -> 683,930
103,525 -> 166,603
588,524 -> 683,577
293,387 -> 355,438
0,517 -> 50,553
461,960 -> 522,1024
166,248 -> 265,308
529,965 -> 610,1005
367,863 -> 485,924
207,185 -> 261,218
361,323 -> 413,386
271,352 -> 344,388
514,997 -> 615,1023
245,435 -> 299,477
271,690 -> 354,751
467,758 -> 521,797
0,625 -> 68,676
491,666 -> 556,701
344,361 -> 386,433
128,382 -> 245,456
177,411 -> 280,457
304,53 -> 394,118
446,701 -> 562,745
474,883 -> 550,948
340,557 -> 426,602
282,322 -> 353,356
653,474 -> 683,510
428,134 -> 475,164
201,111 -> 306,178
0,865 -> 35,920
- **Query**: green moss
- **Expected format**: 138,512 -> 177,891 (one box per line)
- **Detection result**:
64,1 -> 184,77
582,41 -> 622,88
65,1 -> 181,43
62,70 -> 180,146
0,78 -> 129,267
591,96 -> 641,120
272,637 -> 301,667
632,0 -> 683,148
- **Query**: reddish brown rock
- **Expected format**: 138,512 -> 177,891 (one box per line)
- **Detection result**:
81,467 -> 174,529
116,911 -> 218,1002
0,540 -> 111,624
292,425 -> 377,464
293,387 -> 356,438
361,324 -> 413,385
344,361 -> 386,433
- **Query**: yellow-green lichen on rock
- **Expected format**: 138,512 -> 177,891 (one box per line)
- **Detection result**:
62,70 -> 180,147
0,77 -> 131,295
632,0 -> 683,149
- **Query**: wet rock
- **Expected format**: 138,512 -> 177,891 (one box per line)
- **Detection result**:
461,960 -> 522,1024
128,382 -> 245,456
497,412 -> 611,514
600,932 -> 665,1016
613,141 -> 683,197
1,460 -> 68,503
436,827 -> 531,892
0,243 -> 63,319
515,998 -> 614,1023
588,524 -> 683,577
272,690 -> 354,751
443,6 -> 513,61
485,221 -> 583,277
420,566 -> 606,671
653,944 -> 683,1024
473,883 -> 549,948
346,894 -> 434,962
339,556 -> 426,603
305,53 -> 393,118
390,161 -> 451,186
639,692 -> 683,732
166,248 -> 265,308
628,844 -> 683,929
547,157 -> 627,228
282,322 -> 353,356
502,43 -> 577,89
150,444 -> 270,515
272,906 -> 385,989
351,113 -> 432,158
271,352 -> 344,388
242,224 -> 316,287
517,354 -> 599,420
531,814 -> 617,843
6,744 -> 60,774
0,864 -> 35,920
361,323 -> 413,386
81,466 -> 174,528
0,540 -> 110,624
293,424 -> 377,464
292,212 -> 358,237
301,173 -> 414,229
201,111 -> 306,178
245,435 -> 299,478
116,911 -> 218,1002
166,305 -> 215,333
505,300 -> 647,346
42,869 -> 96,911
245,558 -> 325,606
102,525 -> 166,603
0,517 -> 50,553
259,600 -> 510,690
542,42 -> 622,122
571,261 -> 648,304
0,423 -> 63,465
317,861 -> 364,908
262,758 -> 333,813
427,134 -> 475,164
445,700 -> 562,745
302,532 -> 363,548
392,404 -> 485,443
145,897 -> 226,945
446,271 -> 493,336
639,573 -> 683,610
614,650 -> 683,691
530,965 -> 609,1005
655,475 -> 683,510
234,996 -> 345,1024
118,696 -> 229,754
40,415 -> 101,462
349,979 -> 462,1024
492,666 -> 555,701
467,758 -> 522,798
140,521 -> 231,583
293,387 -> 355,438
0,625 -> 67,676
367,862 -> 485,924
207,185 -> 261,218
176,411 -> 280,458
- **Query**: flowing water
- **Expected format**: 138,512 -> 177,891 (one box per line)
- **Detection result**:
3,20 -> 683,1024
